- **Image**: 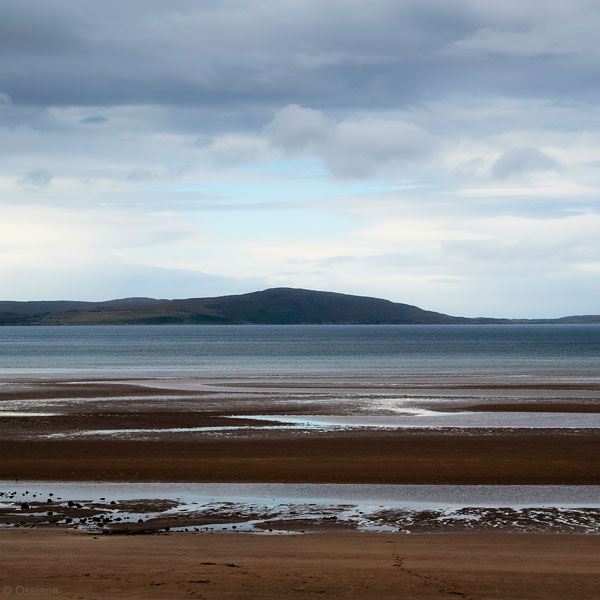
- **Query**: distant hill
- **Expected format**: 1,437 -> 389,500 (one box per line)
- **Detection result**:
0,288 -> 598,325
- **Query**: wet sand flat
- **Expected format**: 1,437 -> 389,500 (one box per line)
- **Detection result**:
1,376 -> 599,597
0,530 -> 598,599
1,377 -> 599,484
2,482 -> 598,534
1,432 -> 599,484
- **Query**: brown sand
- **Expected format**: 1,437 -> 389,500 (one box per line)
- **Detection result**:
0,530 -> 598,599
1,378 -> 599,597
1,378 -> 599,484
1,431 -> 599,484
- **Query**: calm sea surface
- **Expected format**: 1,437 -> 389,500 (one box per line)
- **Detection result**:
0,324 -> 599,379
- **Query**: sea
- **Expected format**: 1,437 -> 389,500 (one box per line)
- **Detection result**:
0,324 -> 599,380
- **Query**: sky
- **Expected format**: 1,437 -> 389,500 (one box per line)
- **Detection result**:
1,0 -> 600,317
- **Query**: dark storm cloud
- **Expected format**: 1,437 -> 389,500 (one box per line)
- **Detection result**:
0,2 -> 84,55
1,1 -> 598,119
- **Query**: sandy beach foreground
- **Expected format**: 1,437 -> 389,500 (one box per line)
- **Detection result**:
1,530 -> 598,599
1,376 -> 598,598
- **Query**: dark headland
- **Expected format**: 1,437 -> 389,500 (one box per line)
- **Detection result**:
0,287 -> 598,325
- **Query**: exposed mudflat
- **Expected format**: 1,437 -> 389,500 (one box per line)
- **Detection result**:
1,376 -> 599,484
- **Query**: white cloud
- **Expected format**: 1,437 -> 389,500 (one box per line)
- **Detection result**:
267,105 -> 434,178
207,133 -> 271,167
267,104 -> 335,151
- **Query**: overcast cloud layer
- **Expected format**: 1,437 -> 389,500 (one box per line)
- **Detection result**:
1,0 -> 599,317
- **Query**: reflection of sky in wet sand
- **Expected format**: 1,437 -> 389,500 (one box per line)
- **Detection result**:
45,424 -> 309,439
233,412 -> 600,429
3,375 -> 599,417
38,409 -> 600,439
0,412 -> 60,417
3,482 -> 599,508
2,482 -> 599,534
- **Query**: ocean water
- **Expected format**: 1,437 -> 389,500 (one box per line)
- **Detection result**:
0,324 -> 599,379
